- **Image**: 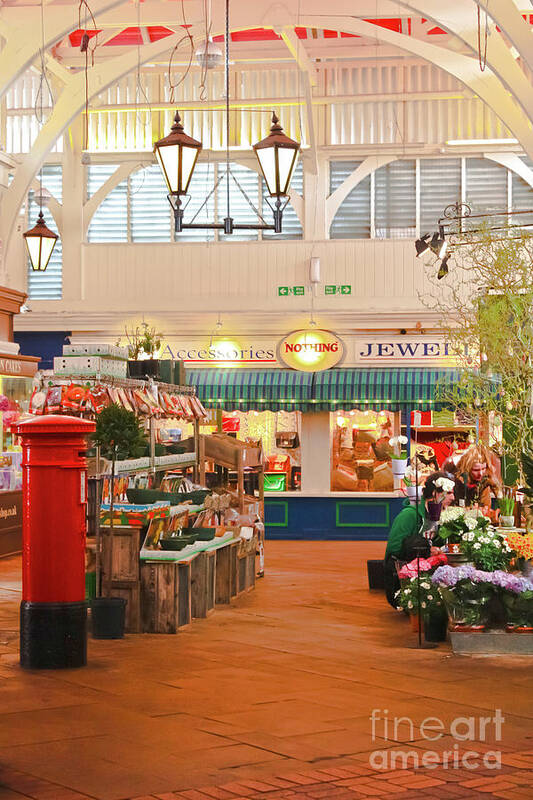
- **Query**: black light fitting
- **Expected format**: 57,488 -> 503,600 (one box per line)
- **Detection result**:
415,232 -> 430,256
153,0 -> 300,235
437,254 -> 450,280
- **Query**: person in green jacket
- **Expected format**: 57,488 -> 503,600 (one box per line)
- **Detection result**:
384,471 -> 456,607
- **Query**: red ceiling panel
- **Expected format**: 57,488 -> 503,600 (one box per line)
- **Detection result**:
106,26 -> 144,46
148,26 -> 174,43
69,29 -> 100,48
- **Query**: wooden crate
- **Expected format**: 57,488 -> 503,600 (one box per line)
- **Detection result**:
140,559 -> 192,633
238,551 -> 256,594
191,551 -> 214,619
101,526 -> 142,633
215,540 -> 239,606
101,526 -> 141,586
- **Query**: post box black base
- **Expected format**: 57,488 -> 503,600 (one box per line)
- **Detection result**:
20,601 -> 87,669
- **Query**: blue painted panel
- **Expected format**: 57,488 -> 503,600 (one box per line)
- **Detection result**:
265,496 -> 406,541
14,331 -> 71,370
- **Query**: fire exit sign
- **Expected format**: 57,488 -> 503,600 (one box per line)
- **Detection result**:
278,286 -> 305,296
325,285 -> 352,295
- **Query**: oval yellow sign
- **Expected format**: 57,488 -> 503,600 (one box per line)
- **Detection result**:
277,329 -> 345,372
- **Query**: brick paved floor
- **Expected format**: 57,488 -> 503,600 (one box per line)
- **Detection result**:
0,541 -> 532,800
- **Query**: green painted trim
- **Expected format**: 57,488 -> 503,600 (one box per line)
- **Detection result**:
335,501 -> 390,528
265,500 -> 289,527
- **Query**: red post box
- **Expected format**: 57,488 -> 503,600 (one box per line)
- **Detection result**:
12,414 -> 96,669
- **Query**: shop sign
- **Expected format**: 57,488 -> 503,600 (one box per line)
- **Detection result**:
0,355 -> 39,378
160,339 -> 276,365
353,337 -> 455,367
278,329 -> 345,372
0,490 -> 21,532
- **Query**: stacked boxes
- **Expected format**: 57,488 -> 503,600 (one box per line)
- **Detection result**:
54,342 -> 128,378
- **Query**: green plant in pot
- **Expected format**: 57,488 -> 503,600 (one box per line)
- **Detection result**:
119,322 -> 163,378
92,405 -> 147,637
498,493 -> 516,528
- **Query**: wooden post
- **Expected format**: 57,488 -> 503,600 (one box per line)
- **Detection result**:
237,449 -> 245,513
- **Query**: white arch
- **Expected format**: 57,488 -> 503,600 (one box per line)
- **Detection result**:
0,0 -> 126,100
477,0 -> 533,78
326,155 -> 398,231
397,0 -> 533,127
297,14 -> 533,159
1,29 -> 201,269
485,152 -> 533,190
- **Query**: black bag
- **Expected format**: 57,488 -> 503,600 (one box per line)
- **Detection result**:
275,432 -> 299,449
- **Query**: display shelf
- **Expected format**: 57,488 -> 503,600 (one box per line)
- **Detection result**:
402,425 -> 472,432
98,453 -> 197,476
197,434 -> 263,513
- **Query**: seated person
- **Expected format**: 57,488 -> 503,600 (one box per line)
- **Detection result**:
453,444 -> 501,510
384,471 -> 456,608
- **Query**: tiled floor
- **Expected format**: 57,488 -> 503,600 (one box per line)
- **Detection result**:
0,541 -> 532,800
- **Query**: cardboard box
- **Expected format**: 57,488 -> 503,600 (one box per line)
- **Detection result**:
54,356 -> 127,378
63,343 -> 128,360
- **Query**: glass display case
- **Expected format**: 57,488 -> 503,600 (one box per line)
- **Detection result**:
0,372 -> 36,557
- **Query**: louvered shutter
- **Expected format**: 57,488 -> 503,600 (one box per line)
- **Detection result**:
130,165 -> 171,242
419,158 -> 461,234
374,160 -> 416,239
217,163 -> 259,241
87,164 -> 128,242
27,165 -> 62,300
263,160 -> 303,239
511,157 -> 533,228
465,157 -> 508,212
329,161 -> 370,239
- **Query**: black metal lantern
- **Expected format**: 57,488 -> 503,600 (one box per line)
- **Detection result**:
23,210 -> 58,272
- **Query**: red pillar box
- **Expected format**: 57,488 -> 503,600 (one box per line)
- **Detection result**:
11,415 -> 96,669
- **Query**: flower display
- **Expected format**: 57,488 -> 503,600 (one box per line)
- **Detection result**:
435,477 -> 455,493
396,574 -> 444,615
460,525 -> 513,571
397,553 -> 448,580
505,531 -> 533,561
389,435 -> 408,459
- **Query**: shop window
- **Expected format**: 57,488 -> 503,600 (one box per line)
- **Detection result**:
330,410 -> 397,493
374,160 -> 416,238
27,165 -> 63,300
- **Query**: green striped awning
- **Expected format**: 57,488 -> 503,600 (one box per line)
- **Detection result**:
187,369 -> 314,412
312,368 -> 461,411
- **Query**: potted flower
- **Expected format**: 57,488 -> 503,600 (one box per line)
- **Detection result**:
396,573 -> 447,640
438,506 -> 468,555
432,565 -> 494,632
119,323 -> 163,379
461,524 -> 513,572
498,494 -> 516,528
498,573 -> 533,631
389,435 -> 408,477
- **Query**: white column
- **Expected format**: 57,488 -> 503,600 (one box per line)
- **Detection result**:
300,411 -> 331,494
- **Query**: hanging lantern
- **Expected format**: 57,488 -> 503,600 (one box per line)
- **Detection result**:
153,111 -> 202,197
23,211 -> 58,272
253,113 -> 300,198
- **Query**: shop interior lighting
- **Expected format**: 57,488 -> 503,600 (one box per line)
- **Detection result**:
154,0 -> 300,236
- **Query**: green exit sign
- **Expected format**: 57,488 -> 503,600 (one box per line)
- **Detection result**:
325,284 -> 352,295
278,286 -> 305,296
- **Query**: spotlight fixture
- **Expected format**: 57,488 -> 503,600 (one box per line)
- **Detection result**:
415,233 -> 431,256
437,254 -> 450,280
429,225 -> 447,259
